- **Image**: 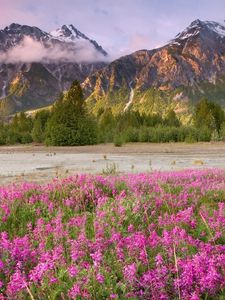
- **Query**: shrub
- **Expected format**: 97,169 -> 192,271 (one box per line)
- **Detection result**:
113,134 -> 124,147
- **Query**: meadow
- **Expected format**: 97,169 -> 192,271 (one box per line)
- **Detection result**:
0,169 -> 225,299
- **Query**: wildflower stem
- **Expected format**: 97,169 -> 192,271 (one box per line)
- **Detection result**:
26,285 -> 35,300
173,244 -> 181,300
199,212 -> 215,243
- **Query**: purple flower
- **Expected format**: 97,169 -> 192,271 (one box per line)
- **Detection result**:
123,263 -> 137,283
96,273 -> 104,284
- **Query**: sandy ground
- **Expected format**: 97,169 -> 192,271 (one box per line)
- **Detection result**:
0,142 -> 225,185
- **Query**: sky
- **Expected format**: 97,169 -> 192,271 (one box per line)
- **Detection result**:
1,0 -> 225,57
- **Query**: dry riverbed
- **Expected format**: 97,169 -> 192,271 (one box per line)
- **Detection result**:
0,142 -> 225,185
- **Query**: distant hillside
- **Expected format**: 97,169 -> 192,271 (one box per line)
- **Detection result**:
83,19 -> 225,122
0,23 -> 108,116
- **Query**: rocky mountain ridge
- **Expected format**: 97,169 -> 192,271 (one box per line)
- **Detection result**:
83,19 -> 225,121
1,19 -> 225,120
0,23 -> 108,116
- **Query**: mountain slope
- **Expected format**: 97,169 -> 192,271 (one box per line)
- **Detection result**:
83,19 -> 225,122
0,23 -> 108,116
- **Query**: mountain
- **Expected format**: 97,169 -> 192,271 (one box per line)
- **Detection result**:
0,23 -> 108,116
50,24 -> 107,56
83,19 -> 225,122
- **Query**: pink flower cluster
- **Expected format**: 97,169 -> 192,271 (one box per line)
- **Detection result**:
0,169 -> 225,299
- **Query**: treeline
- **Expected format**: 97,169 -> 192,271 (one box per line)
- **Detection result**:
0,81 -> 225,146
0,81 -> 97,146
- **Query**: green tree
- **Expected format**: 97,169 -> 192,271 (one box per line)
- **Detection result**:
164,110 -> 180,127
64,80 -> 84,114
98,108 -> 116,142
10,112 -> 33,143
32,110 -> 50,143
193,99 -> 224,132
15,112 -> 33,132
219,122 -> 225,141
32,118 -> 43,143
46,81 -> 97,146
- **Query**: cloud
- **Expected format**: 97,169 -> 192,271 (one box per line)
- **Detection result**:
1,0 -> 225,58
0,36 -> 107,63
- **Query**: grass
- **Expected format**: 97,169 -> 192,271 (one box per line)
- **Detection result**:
0,169 -> 225,299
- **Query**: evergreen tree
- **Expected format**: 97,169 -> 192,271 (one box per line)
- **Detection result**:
193,99 -> 224,132
46,81 -> 97,146
10,112 -> 33,143
164,110 -> 180,127
32,118 -> 43,143
32,110 -> 50,143
98,108 -> 115,142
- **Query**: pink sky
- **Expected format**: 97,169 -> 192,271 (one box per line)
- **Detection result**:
1,0 -> 225,56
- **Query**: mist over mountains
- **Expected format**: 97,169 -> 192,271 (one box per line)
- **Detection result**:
0,23 -> 108,115
0,19 -> 225,119
0,23 -> 108,63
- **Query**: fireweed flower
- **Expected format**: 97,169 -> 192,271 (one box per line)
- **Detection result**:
68,265 -> 78,277
7,270 -> 27,296
68,283 -> 81,298
96,273 -> 105,284
0,169 -> 225,299
90,250 -> 102,267
123,263 -> 137,283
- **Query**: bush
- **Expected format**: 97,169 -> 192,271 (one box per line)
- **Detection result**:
211,129 -> 220,142
220,123 -> 225,141
20,133 -> 33,144
5,130 -> 21,145
185,134 -> 197,143
46,123 -> 72,146
0,127 -> 7,145
139,126 -> 150,142
123,127 -> 139,142
113,134 -> 124,147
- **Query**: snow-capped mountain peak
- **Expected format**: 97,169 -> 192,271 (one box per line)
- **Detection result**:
0,23 -> 107,57
50,24 -> 89,42
173,19 -> 225,43
203,20 -> 225,37
50,24 -> 107,56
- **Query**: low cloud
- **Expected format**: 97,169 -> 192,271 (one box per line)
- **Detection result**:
0,36 -> 107,64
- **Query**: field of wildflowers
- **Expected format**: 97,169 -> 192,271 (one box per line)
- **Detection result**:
0,169 -> 225,299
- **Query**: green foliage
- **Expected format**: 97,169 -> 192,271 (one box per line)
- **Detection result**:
20,132 -> 33,144
211,129 -> 220,142
98,108 -> 116,142
219,122 -> 225,141
102,162 -> 119,175
12,112 -> 33,133
31,110 -> 50,143
45,81 -> 97,146
0,112 -> 34,145
111,125 -> 211,144
31,118 -> 43,143
0,84 -> 223,146
113,134 -> 124,147
164,109 -> 181,127
193,98 -> 224,132
5,130 -> 21,144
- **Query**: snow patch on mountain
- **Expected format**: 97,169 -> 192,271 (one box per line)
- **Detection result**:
171,19 -> 225,44
50,25 -> 88,43
0,23 -> 108,63
205,21 -> 225,37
